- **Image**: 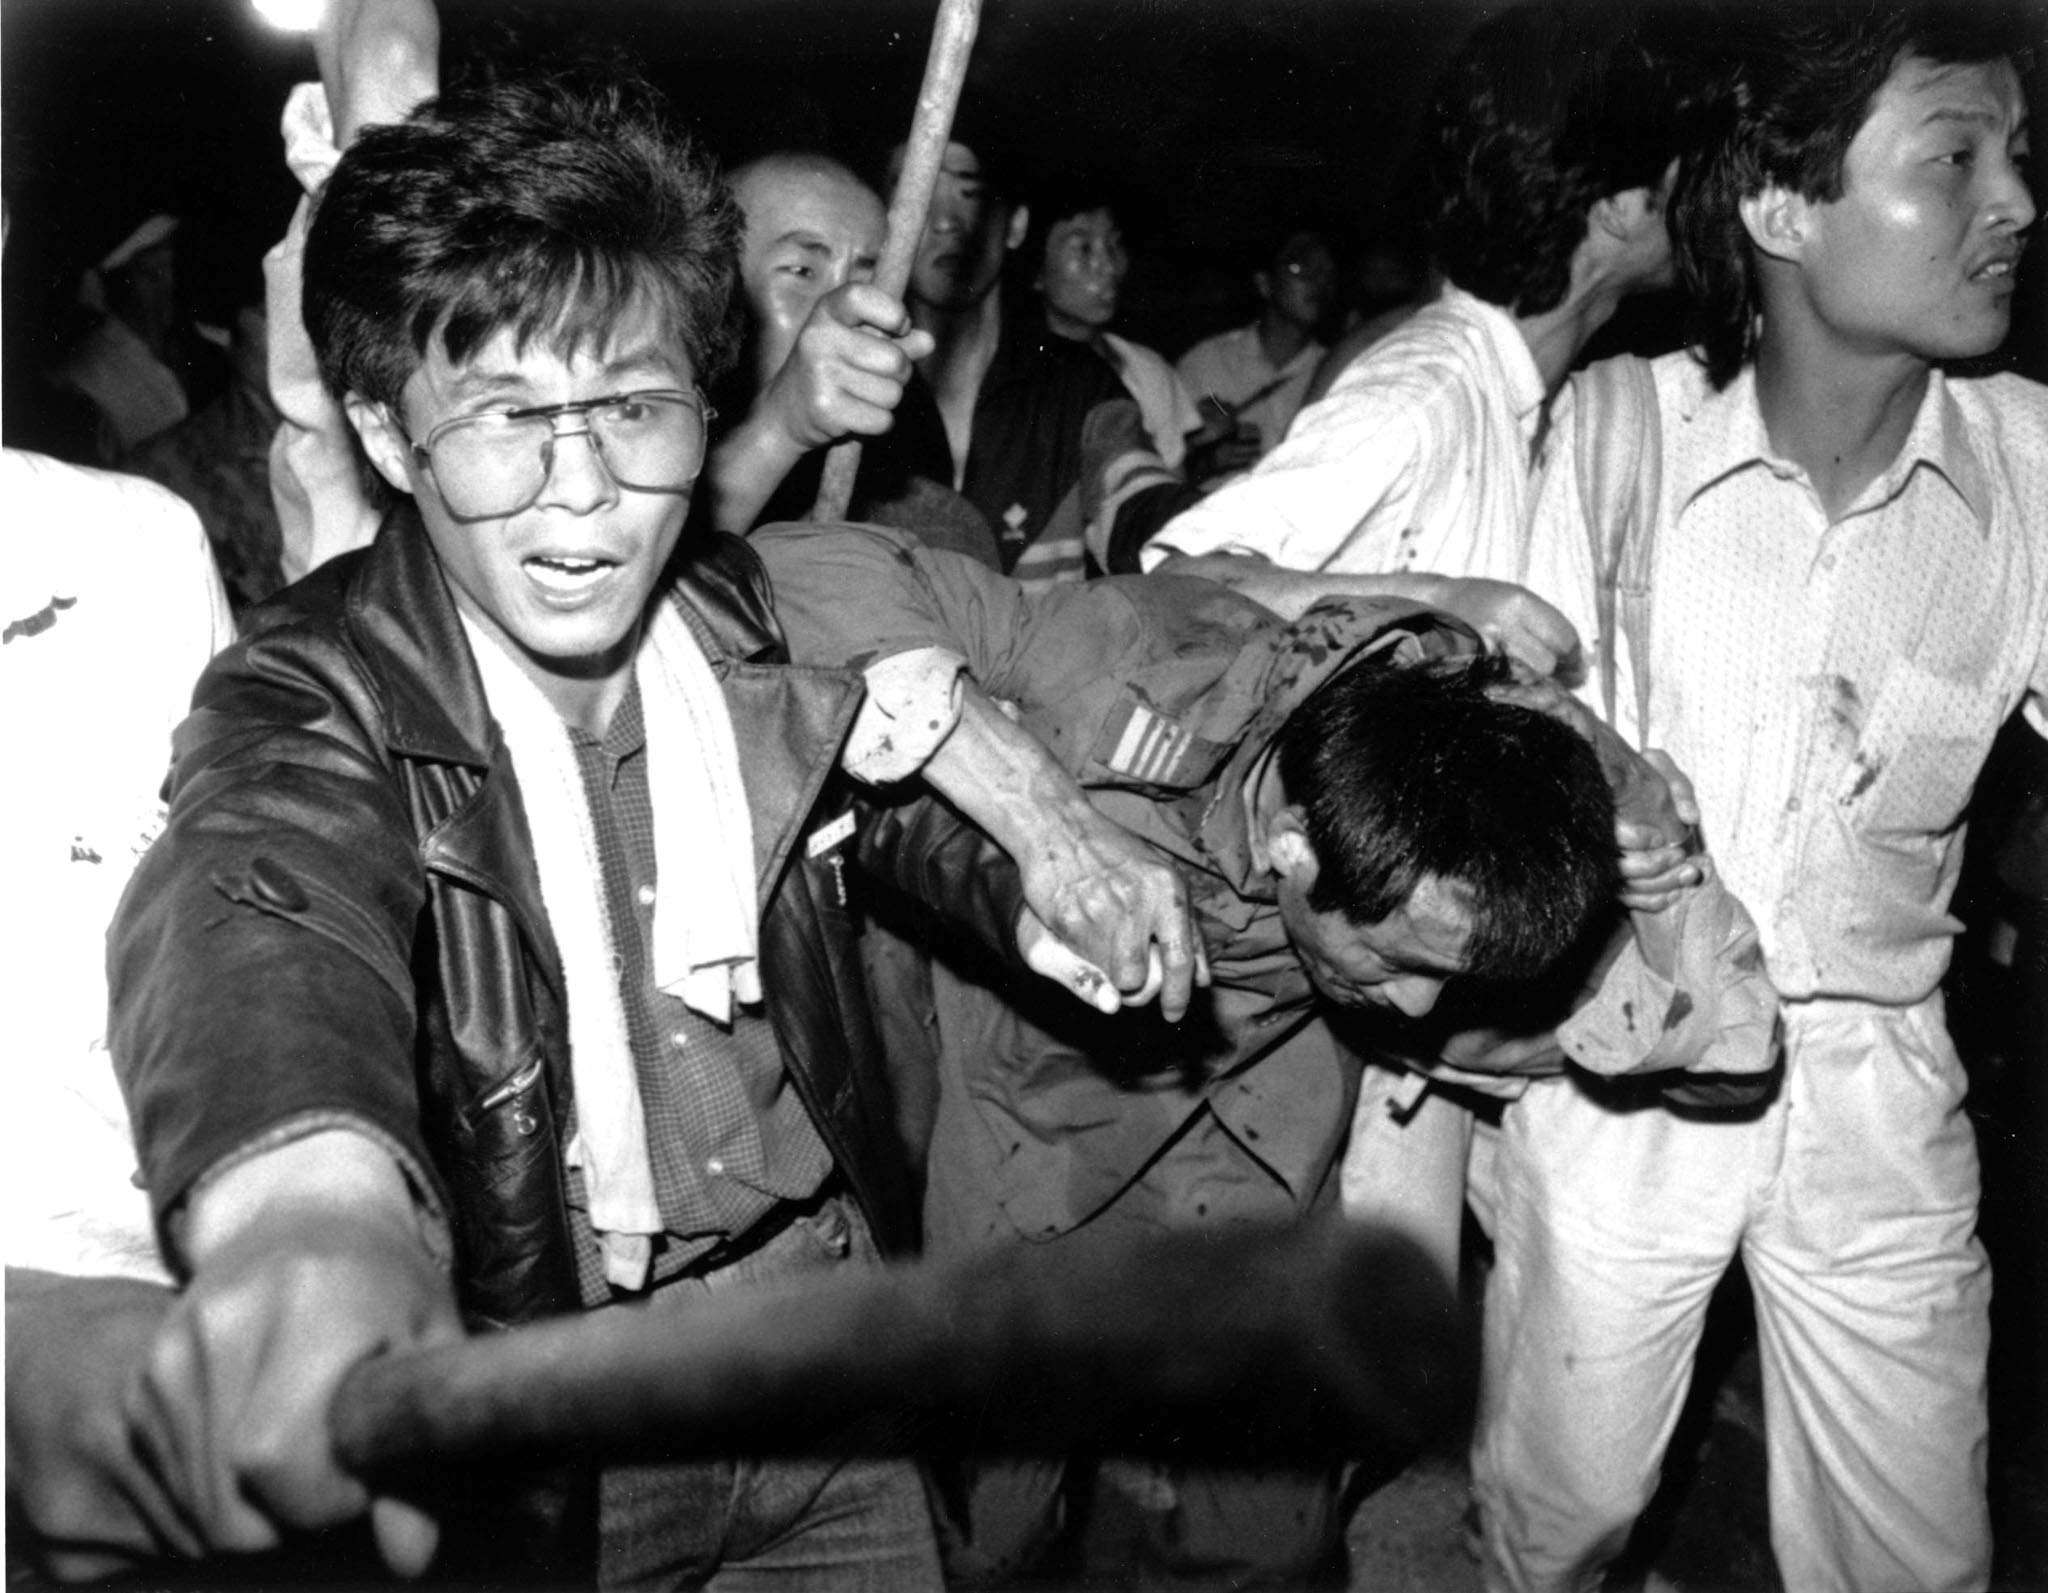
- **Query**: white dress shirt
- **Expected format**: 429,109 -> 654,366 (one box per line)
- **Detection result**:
1148,286 -> 1545,580
1537,355 -> 2048,1005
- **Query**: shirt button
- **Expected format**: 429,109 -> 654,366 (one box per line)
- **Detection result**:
636,884 -> 657,907
671,1030 -> 689,1050
706,1157 -> 725,1177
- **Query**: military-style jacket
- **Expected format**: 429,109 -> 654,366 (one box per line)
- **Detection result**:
757,523 -> 1472,1237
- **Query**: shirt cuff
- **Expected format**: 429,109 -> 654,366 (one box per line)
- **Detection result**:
842,646 -> 967,784
167,1113 -> 452,1280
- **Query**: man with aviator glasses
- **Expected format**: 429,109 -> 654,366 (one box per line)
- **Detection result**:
58,67 -> 1197,1589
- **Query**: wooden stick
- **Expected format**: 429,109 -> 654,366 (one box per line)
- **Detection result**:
808,0 -> 981,522
329,1220 -> 1470,1478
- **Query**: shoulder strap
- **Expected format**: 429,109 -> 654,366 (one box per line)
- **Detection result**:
1570,354 -> 1662,745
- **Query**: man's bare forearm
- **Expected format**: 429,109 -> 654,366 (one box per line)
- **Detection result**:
922,682 -> 1204,1019
921,682 -> 1096,864
318,0 -> 440,147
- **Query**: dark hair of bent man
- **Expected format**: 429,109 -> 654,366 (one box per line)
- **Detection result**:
1673,0 -> 2034,389
1274,650 -> 1620,986
1424,0 -> 1728,319
302,67 -> 743,413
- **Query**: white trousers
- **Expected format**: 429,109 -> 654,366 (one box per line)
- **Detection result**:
1340,1067 -> 1482,1288
1472,995 -> 1991,1593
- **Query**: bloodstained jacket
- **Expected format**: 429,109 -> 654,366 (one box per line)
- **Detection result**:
756,524 -> 1775,1238
757,523 -> 1476,1237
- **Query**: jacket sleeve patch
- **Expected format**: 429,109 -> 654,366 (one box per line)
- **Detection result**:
1089,695 -> 1230,789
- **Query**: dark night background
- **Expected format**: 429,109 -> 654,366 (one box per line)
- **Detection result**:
4,0 -> 2040,405
1,0 -> 1484,396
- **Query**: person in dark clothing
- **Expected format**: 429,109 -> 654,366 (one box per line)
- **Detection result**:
53,67 -> 1196,1589
895,135 -> 1128,585
126,303 -> 288,614
1021,176 -> 1202,470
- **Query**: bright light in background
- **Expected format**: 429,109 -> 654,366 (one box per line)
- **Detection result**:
251,0 -> 325,32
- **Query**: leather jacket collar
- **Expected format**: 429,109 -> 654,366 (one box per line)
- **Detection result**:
337,504 -> 861,943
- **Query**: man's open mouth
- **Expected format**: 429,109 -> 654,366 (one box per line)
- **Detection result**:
525,555 -> 617,591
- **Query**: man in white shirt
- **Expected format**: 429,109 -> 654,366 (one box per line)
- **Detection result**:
1473,8 -> 2044,1591
1146,1 -> 1702,603
1134,0 -> 1722,1288
2,452 -> 235,1280
1174,226 -> 1338,478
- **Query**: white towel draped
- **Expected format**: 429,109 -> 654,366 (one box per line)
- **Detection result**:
459,598 -> 758,1291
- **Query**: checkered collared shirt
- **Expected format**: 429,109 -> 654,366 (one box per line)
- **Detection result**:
562,680 -> 832,1302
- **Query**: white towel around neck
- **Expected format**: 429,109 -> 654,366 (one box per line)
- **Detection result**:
459,598 -> 759,1291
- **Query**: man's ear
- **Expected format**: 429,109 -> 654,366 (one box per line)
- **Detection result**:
1263,805 -> 1322,889
1738,183 -> 1811,266
1004,203 -> 1030,254
1252,269 -> 1274,305
344,393 -> 418,497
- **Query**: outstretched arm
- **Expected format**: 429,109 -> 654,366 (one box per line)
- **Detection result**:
759,524 -> 1209,1018
924,682 -> 1208,1019
123,1133 -> 462,1574
844,664 -> 1208,1021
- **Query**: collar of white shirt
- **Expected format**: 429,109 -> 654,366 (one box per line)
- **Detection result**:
1671,362 -> 1993,534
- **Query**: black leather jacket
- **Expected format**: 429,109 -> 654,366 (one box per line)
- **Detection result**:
111,507 -> 1019,1330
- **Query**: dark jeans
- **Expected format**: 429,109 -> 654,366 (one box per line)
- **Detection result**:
595,1193 -> 943,1592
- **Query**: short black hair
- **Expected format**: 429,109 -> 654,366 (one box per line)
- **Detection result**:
303,68 -> 741,412
1274,651 -> 1619,985
1020,171 -> 1144,269
1425,0 -> 1722,316
1673,0 -> 2033,388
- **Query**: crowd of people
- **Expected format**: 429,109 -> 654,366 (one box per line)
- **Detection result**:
4,0 -> 2044,1589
